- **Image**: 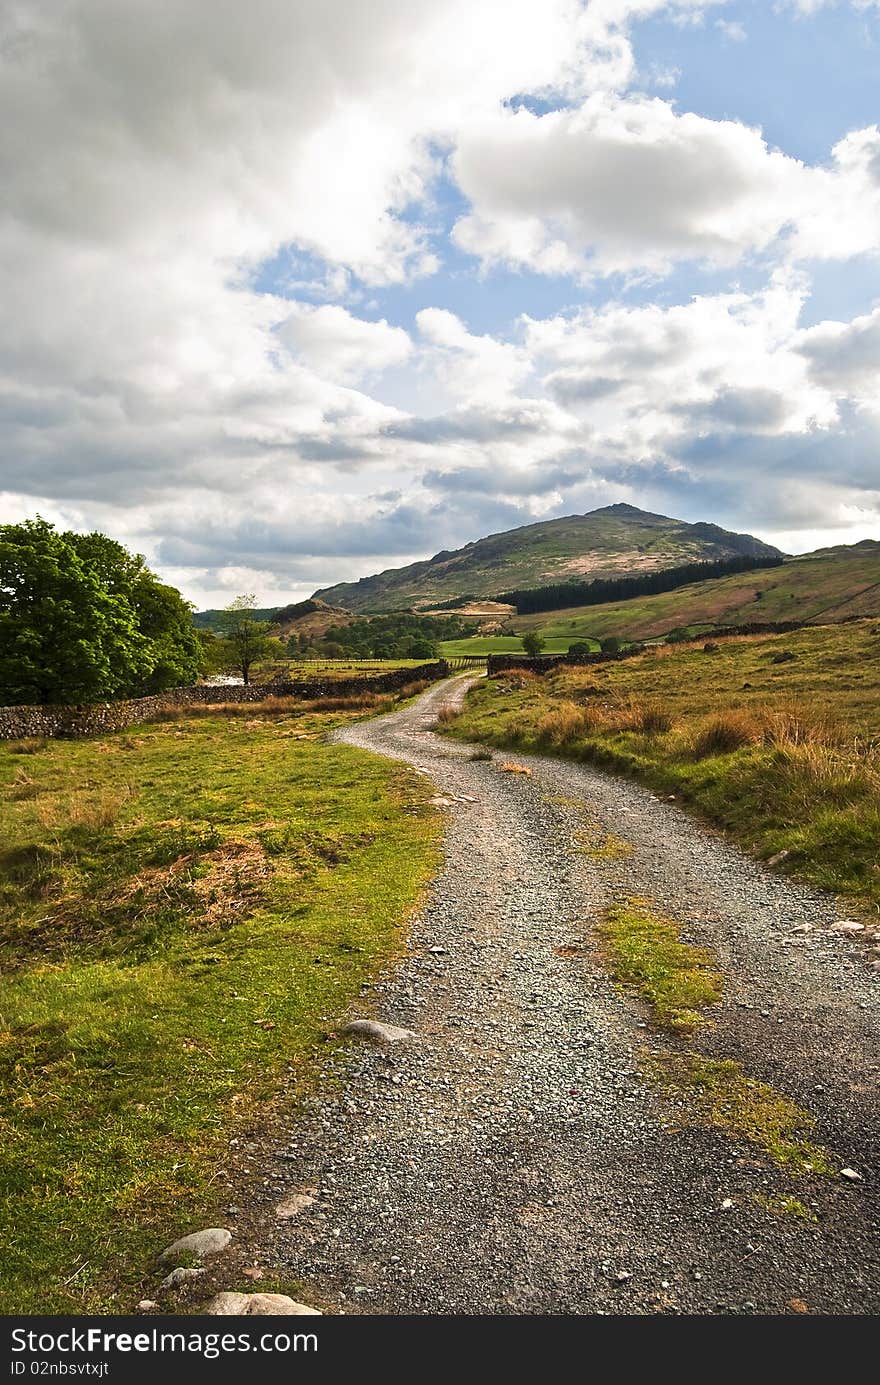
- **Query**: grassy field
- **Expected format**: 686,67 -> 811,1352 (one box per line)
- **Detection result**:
0,691 -> 440,1313
439,635 -> 588,657
443,620 -> 880,912
511,545 -> 880,645
256,657 -> 430,681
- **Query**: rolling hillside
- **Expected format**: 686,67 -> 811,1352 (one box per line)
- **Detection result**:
512,539 -> 880,644
270,598 -> 355,641
313,504 -> 782,613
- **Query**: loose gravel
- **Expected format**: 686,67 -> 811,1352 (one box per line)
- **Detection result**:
218,677 -> 880,1315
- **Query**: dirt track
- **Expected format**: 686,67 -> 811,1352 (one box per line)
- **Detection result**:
233,676 -> 880,1315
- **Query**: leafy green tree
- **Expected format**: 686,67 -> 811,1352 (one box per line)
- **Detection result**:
134,580 -> 204,691
521,630 -> 546,657
0,519 -> 146,703
599,636 -> 622,654
0,519 -> 204,704
409,636 -> 438,659
568,641 -> 593,656
217,595 -> 277,684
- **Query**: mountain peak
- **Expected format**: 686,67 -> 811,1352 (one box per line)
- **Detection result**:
314,506 -> 783,613
591,502 -> 649,515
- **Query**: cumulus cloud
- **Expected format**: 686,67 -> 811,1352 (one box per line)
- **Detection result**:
798,307 -> 880,404
526,274 -> 838,443
277,306 -> 412,384
453,96 -> 880,280
0,0 -> 878,604
414,309 -> 533,402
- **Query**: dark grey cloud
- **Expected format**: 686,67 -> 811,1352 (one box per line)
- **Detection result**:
671,386 -> 790,431
546,374 -> 625,406
423,461 -> 582,496
798,307 -> 880,393
383,404 -> 544,446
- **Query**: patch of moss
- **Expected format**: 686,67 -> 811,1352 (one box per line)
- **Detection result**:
597,898 -> 721,1033
574,827 -> 633,862
759,1194 -> 819,1222
645,1053 -> 833,1175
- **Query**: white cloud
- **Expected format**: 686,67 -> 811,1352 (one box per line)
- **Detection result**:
0,0 -> 878,604
526,273 -> 839,451
453,96 -> 880,281
798,306 -> 880,407
415,309 -> 532,402
716,18 -> 747,40
452,96 -> 806,278
277,306 -> 412,385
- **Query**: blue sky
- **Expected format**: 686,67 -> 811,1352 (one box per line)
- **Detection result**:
1,0 -> 879,605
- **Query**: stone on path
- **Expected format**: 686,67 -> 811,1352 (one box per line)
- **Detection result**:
829,921 -> 864,935
160,1227 -> 232,1263
205,1292 -> 322,1316
341,1019 -> 414,1043
276,1190 -> 317,1219
161,1266 -> 205,1289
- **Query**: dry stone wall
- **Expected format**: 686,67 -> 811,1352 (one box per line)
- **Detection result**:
0,662 -> 449,740
486,621 -> 809,677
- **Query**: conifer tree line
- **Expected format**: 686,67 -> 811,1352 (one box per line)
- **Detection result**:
499,554 -> 784,616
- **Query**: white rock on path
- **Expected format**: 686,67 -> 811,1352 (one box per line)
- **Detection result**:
829,921 -> 865,935
160,1228 -> 232,1263
205,1292 -> 322,1316
275,1190 -> 317,1219
341,1019 -> 414,1043
161,1266 -> 206,1289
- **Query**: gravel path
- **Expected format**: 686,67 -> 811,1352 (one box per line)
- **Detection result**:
231,676 -> 880,1315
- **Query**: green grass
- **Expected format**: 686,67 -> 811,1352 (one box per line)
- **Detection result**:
444,621 -> 880,912
598,899 -> 722,1033
255,656 -> 431,681
645,1054 -> 833,1174
0,698 -> 441,1313
438,635 -> 583,656
512,545 -> 880,645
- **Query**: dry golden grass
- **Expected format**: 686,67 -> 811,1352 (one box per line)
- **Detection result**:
6,738 -> 49,754
691,709 -> 762,758
690,699 -> 853,760
501,670 -> 541,689
435,704 -> 460,725
535,700 -> 591,745
534,696 -> 674,746
158,690 -> 397,720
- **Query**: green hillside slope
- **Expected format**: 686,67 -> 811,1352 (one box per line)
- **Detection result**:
313,504 -> 782,613
513,541 -> 880,644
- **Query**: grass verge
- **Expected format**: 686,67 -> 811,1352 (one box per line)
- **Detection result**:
443,621 -> 880,912
0,695 -> 440,1313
